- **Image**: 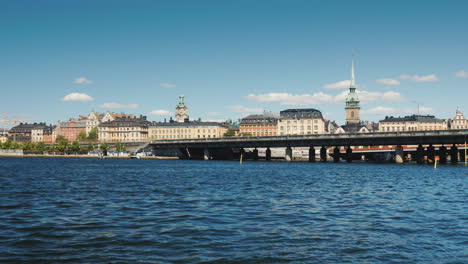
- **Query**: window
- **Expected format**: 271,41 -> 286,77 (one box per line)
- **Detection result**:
351,111 -> 354,118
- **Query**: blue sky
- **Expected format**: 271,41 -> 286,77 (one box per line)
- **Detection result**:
1,0 -> 467,126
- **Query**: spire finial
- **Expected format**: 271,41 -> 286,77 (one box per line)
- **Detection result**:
350,57 -> 356,88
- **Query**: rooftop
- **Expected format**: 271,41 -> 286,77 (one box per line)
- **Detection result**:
280,108 -> 323,119
380,115 -> 444,123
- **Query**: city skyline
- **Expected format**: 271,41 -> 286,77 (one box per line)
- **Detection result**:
1,0 -> 467,125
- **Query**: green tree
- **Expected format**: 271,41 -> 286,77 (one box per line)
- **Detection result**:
22,142 -> 32,150
57,136 -> 69,152
87,127 -> 98,140
11,141 -> 21,149
3,139 -> 12,149
77,131 -> 87,142
223,130 -> 236,137
115,142 -> 126,152
36,142 -> 46,152
86,143 -> 94,152
70,141 -> 81,153
100,143 -> 109,156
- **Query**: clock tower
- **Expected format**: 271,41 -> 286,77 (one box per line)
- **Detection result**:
175,95 -> 188,122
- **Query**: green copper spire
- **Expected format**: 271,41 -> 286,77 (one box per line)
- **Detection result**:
346,58 -> 360,109
177,95 -> 186,107
350,58 -> 356,88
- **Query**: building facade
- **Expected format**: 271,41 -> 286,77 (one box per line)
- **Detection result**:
239,112 -> 279,136
8,123 -> 53,143
98,115 -> 150,142
278,109 -> 327,135
56,118 -> 87,142
86,112 -> 103,135
449,107 -> 467,129
149,120 -> 231,140
378,115 -> 447,132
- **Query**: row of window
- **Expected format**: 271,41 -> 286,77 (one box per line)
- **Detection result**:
279,125 -> 319,131
152,128 -> 218,134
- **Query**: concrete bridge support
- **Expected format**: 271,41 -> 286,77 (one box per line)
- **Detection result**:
320,146 -> 327,162
416,144 -> 425,164
346,146 -> 352,162
309,146 -> 316,162
285,146 -> 293,162
439,145 -> 447,164
395,145 -> 404,164
265,147 -> 272,161
253,148 -> 259,161
203,148 -> 211,160
450,144 -> 458,163
427,144 -> 435,163
333,147 -> 340,162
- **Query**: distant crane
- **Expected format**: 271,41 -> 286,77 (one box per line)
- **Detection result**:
0,113 -> 37,138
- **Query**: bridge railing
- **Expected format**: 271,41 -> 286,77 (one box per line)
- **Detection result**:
149,129 -> 468,145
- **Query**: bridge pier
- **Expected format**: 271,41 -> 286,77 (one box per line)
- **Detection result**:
309,146 -> 316,162
333,147 -> 340,162
320,146 -> 327,162
450,144 -> 458,163
416,144 -> 425,164
265,147 -> 272,161
346,146 -> 352,162
253,148 -> 259,161
203,148 -> 211,160
395,145 -> 404,164
427,144 -> 435,164
439,145 -> 447,164
285,146 -> 293,162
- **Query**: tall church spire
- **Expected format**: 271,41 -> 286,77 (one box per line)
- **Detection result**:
350,58 -> 356,88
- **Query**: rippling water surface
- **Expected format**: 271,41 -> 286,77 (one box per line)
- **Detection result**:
0,157 -> 467,263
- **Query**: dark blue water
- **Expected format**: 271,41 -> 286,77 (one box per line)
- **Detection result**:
0,157 -> 466,263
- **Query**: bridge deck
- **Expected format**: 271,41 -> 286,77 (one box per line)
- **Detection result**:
150,130 -> 468,149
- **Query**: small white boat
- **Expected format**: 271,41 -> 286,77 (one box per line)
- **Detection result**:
130,156 -> 141,159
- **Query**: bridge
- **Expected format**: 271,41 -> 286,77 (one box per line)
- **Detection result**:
148,130 -> 468,164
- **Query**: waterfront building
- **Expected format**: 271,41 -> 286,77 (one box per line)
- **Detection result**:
98,115 -> 150,142
175,95 -> 189,122
239,111 -> 279,136
8,122 -> 54,143
101,112 -> 131,123
278,109 -> 327,135
449,107 -> 467,129
149,119 -> 231,140
335,121 -> 377,134
86,112 -> 103,135
378,115 -> 447,132
55,118 -> 87,142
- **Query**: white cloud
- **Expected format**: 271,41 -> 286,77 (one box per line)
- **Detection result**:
61,93 -> 94,102
99,103 -> 139,109
455,70 -> 468,78
363,106 -> 433,115
399,74 -> 438,82
324,80 -> 351,90
160,82 -> 176,88
74,77 -> 92,84
227,105 -> 263,114
245,90 -> 402,106
376,78 -> 400,86
207,111 -> 222,115
149,110 -> 173,116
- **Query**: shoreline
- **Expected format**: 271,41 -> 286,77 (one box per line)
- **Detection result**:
0,154 -> 179,160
